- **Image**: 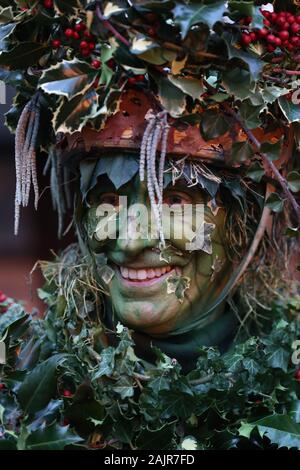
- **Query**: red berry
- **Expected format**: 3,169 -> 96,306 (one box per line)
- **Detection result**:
270,13 -> 277,23
43,0 -> 53,8
273,37 -> 282,47
285,92 -> 293,101
91,59 -> 101,69
263,19 -> 271,27
295,370 -> 300,380
63,390 -> 72,397
296,15 -> 300,25
267,34 -> 276,44
278,30 -> 289,40
80,40 -> 89,49
88,42 -> 95,50
75,22 -> 86,32
261,10 -> 270,19
72,31 -> 80,40
267,44 -> 275,53
128,77 -> 137,85
290,35 -> 300,45
286,42 -> 295,51
135,74 -> 145,82
0,292 -> 7,303
276,17 -> 286,28
241,33 -> 252,46
258,28 -> 268,38
65,28 -> 74,38
0,384 -> 5,391
287,15 -> 295,24
84,31 -> 93,39
93,77 -> 99,89
250,32 -> 257,42
290,23 -> 300,34
148,27 -> 156,37
81,48 -> 91,57
244,16 -> 252,26
63,418 -> 70,426
107,59 -> 115,69
51,39 -> 61,49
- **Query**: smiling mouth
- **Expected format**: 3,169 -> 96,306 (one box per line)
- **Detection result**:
116,265 -> 182,287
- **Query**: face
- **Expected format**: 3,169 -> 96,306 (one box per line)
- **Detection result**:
83,161 -> 234,337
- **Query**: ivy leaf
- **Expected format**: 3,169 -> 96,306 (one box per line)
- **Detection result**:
250,414 -> 300,449
231,141 -> 253,162
18,355 -> 66,417
39,60 -> 98,100
173,1 -> 227,39
266,345 -> 290,371
261,139 -> 282,162
222,67 -> 252,100
25,422 -> 82,450
246,162 -> 265,182
239,99 -> 263,129
287,171 -> 300,193
200,109 -> 229,140
243,358 -> 261,376
278,96 -> 300,123
157,76 -> 186,118
136,423 -> 175,450
262,86 -> 289,104
0,42 -> 51,70
266,193 -> 284,214
53,89 -> 98,134
168,76 -> 204,100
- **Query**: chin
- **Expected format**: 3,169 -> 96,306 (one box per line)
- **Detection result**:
113,298 -> 182,336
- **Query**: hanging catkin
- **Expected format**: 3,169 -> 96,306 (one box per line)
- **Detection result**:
14,93 -> 41,235
139,110 -> 170,248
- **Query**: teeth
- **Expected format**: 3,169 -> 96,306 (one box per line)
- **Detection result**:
120,265 -> 174,281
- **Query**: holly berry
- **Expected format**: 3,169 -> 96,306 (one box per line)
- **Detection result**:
84,31 -> 93,40
80,40 -> 89,49
241,33 -> 252,46
91,59 -> 101,69
244,16 -> 252,26
273,37 -> 282,47
296,15 -> 300,25
263,19 -> 271,27
75,22 -> 86,32
52,39 -> 61,49
258,28 -> 268,38
93,77 -> 100,89
278,30 -> 289,40
0,383 -> 5,390
250,32 -> 257,42
267,44 -> 275,53
267,34 -> 276,44
72,31 -> 80,40
43,0 -> 53,8
0,292 -> 7,303
65,28 -> 74,38
295,369 -> 300,380
88,42 -> 95,50
148,27 -> 156,37
63,389 -> 72,397
81,48 -> 91,57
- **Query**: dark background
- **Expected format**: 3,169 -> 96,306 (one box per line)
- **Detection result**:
0,86 -> 72,313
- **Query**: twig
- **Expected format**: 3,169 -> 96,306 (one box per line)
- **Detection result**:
272,68 -> 300,76
95,3 -> 130,47
222,102 -> 300,224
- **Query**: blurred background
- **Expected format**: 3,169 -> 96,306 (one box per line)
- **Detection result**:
0,86 -> 73,313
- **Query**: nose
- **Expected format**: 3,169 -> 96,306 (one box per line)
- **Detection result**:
114,210 -> 159,260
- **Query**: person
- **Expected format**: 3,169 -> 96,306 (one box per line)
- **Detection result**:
0,0 -> 299,451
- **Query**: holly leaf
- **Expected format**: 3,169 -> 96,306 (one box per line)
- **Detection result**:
0,42 -> 51,70
278,96 -> 300,123
266,193 -> 283,213
287,171 -> 300,193
173,1 -> 227,39
250,414 -> 300,449
18,355 -> 66,417
53,89 -> 99,134
25,422 -> 82,450
0,22 -> 15,43
39,59 -> 98,100
225,35 -> 265,81
200,109 -> 229,140
54,0 -> 81,15
0,304 -> 27,336
131,34 -> 158,55
103,1 -> 128,18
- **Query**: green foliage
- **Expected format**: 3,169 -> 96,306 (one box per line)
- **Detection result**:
0,268 -> 299,450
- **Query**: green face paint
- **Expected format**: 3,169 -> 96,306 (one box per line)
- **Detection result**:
83,160 -> 233,339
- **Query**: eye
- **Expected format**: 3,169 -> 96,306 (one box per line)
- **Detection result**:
163,192 -> 192,206
98,193 -> 120,208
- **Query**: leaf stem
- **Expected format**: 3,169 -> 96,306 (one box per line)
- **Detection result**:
272,68 -> 300,76
95,3 -> 130,47
222,102 -> 300,224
